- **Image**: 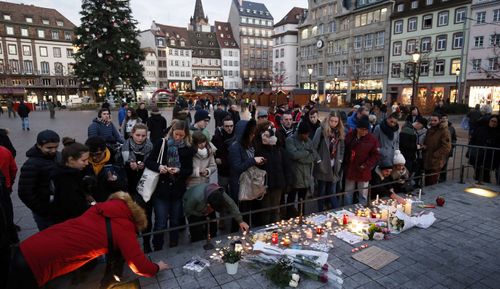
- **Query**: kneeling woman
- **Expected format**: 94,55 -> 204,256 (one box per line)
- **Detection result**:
145,120 -> 194,250
7,192 -> 170,289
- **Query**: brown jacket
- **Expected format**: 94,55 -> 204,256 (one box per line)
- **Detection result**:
423,122 -> 451,172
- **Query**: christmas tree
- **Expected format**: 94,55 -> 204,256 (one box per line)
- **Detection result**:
73,0 -> 147,100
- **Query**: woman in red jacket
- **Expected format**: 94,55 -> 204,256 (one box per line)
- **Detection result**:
7,192 -> 170,289
344,116 -> 380,206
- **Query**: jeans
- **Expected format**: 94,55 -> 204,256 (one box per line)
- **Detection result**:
344,180 -> 369,206
33,213 -> 54,231
317,180 -> 339,212
21,117 -> 29,130
152,197 -> 182,250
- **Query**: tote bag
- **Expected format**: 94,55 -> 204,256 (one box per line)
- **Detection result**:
136,139 -> 165,202
238,166 -> 267,201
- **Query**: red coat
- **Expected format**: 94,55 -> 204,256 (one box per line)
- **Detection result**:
20,199 -> 158,286
0,145 -> 17,191
344,131 -> 380,182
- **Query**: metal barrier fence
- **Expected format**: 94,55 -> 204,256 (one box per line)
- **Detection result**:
139,144 -> 500,243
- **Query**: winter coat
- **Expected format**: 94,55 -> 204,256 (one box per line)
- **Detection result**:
20,195 -> 158,287
0,146 -> 16,191
214,108 -> 229,127
145,139 -> 194,201
312,127 -> 345,183
373,121 -> 399,166
190,124 -> 212,142
308,120 -> 322,140
468,122 -> 500,169
228,120 -> 257,201
183,183 -> 243,224
88,118 -> 124,144
18,146 -> 59,217
277,124 -> 296,148
122,118 -> 141,135
211,127 -> 233,177
255,143 -> 290,190
346,112 -> 358,130
0,173 -> 18,248
416,128 -> 427,160
118,107 -> 127,126
17,102 -> 30,118
286,133 -> 319,189
49,164 -> 90,223
399,122 -> 417,163
447,122 -> 457,157
369,167 -> 393,199
136,108 -> 149,123
82,150 -> 128,203
187,144 -> 217,188
147,113 -> 168,143
344,131 -> 380,182
228,109 -> 241,125
0,128 -> 16,157
423,122 -> 451,172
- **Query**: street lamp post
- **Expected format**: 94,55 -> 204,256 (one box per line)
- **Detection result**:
455,68 -> 460,103
411,49 -> 421,107
308,68 -> 313,90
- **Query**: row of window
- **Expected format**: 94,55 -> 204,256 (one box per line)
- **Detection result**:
475,9 -> 500,24
240,17 -> 272,27
393,8 -> 466,34
157,38 -> 186,48
300,57 -> 385,78
301,21 -> 336,40
275,48 -> 285,59
222,69 -> 240,77
474,34 -> 500,48
397,0 -> 443,12
2,14 -> 65,26
222,60 -> 239,67
0,59 -> 73,75
240,27 -> 273,38
1,43 -> 74,58
391,58 -> 461,78
4,25 -> 72,40
471,58 -> 499,72
241,37 -> 272,47
169,60 -> 191,67
392,33 -> 463,56
243,59 -> 271,69
309,1 -> 339,21
352,32 -> 386,51
168,48 -> 190,57
0,78 -> 77,87
169,70 -> 192,78
192,69 -> 221,77
242,69 -> 271,78
192,58 -> 220,66
242,48 -> 269,59
222,50 -> 239,57
354,8 -> 388,28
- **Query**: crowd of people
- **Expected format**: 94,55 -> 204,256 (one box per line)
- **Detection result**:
0,97 -> 499,288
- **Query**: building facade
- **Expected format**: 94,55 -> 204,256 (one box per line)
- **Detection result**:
465,0 -> 500,111
298,0 -> 392,104
140,47 -> 158,99
215,21 -> 242,91
228,0 -> 274,91
272,7 -> 306,91
0,2 -> 82,103
387,0 -> 471,105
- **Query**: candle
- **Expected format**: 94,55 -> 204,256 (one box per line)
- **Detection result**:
342,214 -> 349,225
364,208 -> 371,217
418,189 -> 422,201
316,226 -> 323,235
381,209 -> 388,220
376,194 -> 379,203
306,229 -> 313,239
376,213 -> 381,219
356,210 -> 362,217
271,232 -> 279,244
283,238 -> 291,247
404,201 -> 412,215
234,242 -> 243,253
291,231 -> 300,243
396,204 -> 403,212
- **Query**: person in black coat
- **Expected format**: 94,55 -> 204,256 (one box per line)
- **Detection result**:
228,104 -> 241,125
144,120 -> 194,250
468,115 -> 500,183
83,136 -> 127,203
147,107 -> 167,144
136,102 -> 149,123
17,101 -> 31,131
0,128 -> 16,157
0,172 -> 18,289
18,130 -> 61,231
212,116 -> 234,193
254,121 -> 291,225
50,138 -> 91,223
213,103 -> 229,128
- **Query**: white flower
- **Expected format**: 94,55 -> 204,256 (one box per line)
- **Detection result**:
289,279 -> 299,287
292,273 -> 300,282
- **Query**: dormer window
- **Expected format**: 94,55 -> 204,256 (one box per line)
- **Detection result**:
42,19 -> 50,25
3,14 -> 11,20
220,34 -> 224,38
170,39 -> 175,45
56,20 -> 64,27
180,40 -> 185,47
218,25 -> 221,29
26,17 -> 33,23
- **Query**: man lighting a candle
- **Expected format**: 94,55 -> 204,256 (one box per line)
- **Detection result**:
369,159 -> 406,204
183,183 -> 249,243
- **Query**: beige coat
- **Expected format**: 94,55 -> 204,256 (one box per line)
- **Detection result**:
423,122 -> 451,172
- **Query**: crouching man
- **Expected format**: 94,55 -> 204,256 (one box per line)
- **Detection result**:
184,183 -> 249,242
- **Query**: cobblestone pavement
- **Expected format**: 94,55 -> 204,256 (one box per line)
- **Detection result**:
2,109 -> 497,289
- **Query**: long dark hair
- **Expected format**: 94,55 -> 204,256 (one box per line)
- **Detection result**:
61,137 -> 89,163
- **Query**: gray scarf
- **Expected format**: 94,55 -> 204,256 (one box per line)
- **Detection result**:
122,138 -> 153,163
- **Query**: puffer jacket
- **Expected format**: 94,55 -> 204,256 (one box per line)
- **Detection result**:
312,126 -> 345,183
423,122 -> 451,172
18,146 -> 60,217
87,118 -> 124,144
286,132 -> 320,189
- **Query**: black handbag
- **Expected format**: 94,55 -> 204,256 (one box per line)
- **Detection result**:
100,217 -> 141,289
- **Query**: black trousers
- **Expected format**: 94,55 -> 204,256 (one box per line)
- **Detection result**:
286,188 -> 308,219
188,212 -> 217,243
6,247 -> 39,289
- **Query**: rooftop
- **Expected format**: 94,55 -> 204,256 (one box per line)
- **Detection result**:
0,1 -> 75,29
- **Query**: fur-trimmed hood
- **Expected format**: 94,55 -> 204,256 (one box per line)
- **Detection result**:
95,191 -> 148,232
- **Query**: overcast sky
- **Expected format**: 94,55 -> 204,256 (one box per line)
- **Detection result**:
9,0 -> 308,30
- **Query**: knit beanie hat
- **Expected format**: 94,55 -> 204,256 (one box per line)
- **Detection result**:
194,109 -> 210,123
357,116 -> 370,129
393,150 -> 406,165
379,159 -> 393,170
297,121 -> 311,134
37,130 -> 60,145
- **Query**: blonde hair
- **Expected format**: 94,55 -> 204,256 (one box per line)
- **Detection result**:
108,191 -> 147,231
322,110 -> 345,140
166,119 -> 192,146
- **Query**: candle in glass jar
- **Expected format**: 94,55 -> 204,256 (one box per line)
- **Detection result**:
381,209 -> 388,220
283,237 -> 291,247
306,229 -> 313,239
316,226 -> 323,235
271,232 -> 279,244
404,201 -> 412,215
291,231 -> 300,243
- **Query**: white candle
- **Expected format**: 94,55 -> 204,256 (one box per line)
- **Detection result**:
306,229 -> 313,239
404,201 -> 412,215
418,189 -> 422,201
381,209 -> 388,220
376,194 -> 379,203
